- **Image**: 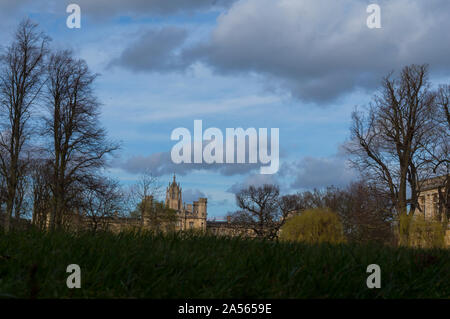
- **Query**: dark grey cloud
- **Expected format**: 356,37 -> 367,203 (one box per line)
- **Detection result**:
112,0 -> 450,103
288,155 -> 358,190
224,151 -> 357,194
110,27 -> 189,72
192,0 -> 450,102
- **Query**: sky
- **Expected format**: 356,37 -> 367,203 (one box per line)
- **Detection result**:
1,0 -> 450,219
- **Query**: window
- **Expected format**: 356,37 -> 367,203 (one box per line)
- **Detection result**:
433,194 -> 439,220
420,196 -> 425,217
423,196 -> 427,218
189,222 -> 194,229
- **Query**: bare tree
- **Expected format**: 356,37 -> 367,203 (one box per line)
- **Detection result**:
12,161 -> 31,220
336,181 -> 394,244
279,182 -> 394,244
127,169 -> 162,217
43,50 -> 119,229
0,168 -> 7,216
127,170 -> 177,231
229,184 -> 294,240
346,64 -> 442,245
29,159 -> 52,229
138,199 -> 178,232
427,85 -> 450,173
437,84 -> 450,129
0,19 -> 49,231
82,178 -> 124,232
287,188 -> 331,211
431,85 -> 450,222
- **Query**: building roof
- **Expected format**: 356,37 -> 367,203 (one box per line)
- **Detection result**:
420,175 -> 449,192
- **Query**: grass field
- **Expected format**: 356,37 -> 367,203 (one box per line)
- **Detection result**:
0,230 -> 448,298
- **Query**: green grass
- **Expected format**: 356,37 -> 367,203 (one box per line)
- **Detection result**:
0,229 -> 449,298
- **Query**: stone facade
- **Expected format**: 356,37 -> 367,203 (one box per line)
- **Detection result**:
413,175 -> 450,247
415,176 -> 448,219
165,175 -> 207,232
206,216 -> 258,237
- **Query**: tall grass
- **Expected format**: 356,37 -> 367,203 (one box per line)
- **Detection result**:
0,229 -> 448,298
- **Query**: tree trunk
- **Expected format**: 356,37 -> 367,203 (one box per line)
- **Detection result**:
397,172 -> 410,246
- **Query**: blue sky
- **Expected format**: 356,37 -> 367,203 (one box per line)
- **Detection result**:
2,0 -> 450,218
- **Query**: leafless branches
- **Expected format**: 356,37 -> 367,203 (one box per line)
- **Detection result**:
345,64 -> 448,244
0,19 -> 49,231
229,184 -> 295,240
43,50 -> 119,229
81,178 -> 124,232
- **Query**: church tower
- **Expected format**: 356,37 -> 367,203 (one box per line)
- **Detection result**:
165,174 -> 182,211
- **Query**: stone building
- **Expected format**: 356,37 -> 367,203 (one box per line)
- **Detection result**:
414,175 -> 450,246
206,216 -> 257,237
91,174 -> 208,232
32,174 -> 208,233
164,175 -> 207,231
416,175 -> 449,221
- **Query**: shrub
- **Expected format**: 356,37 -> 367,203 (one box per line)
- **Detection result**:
408,217 -> 446,248
280,208 -> 346,244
